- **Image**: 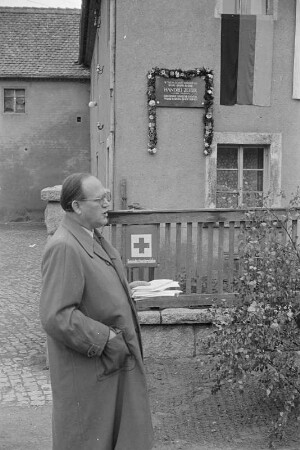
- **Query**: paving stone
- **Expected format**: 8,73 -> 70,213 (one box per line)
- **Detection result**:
0,225 -> 51,407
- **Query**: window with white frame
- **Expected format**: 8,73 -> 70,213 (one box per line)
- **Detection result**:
222,0 -> 273,15
4,89 -> 25,113
216,145 -> 268,208
205,132 -> 281,209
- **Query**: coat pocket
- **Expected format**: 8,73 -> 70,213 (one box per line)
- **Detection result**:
96,331 -> 136,381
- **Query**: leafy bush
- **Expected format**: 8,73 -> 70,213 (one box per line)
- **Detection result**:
208,200 -> 300,448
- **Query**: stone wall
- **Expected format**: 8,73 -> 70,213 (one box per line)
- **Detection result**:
139,309 -> 213,358
41,185 -> 213,358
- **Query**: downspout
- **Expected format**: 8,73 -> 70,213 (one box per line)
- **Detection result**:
109,0 -> 116,208
293,0 -> 300,99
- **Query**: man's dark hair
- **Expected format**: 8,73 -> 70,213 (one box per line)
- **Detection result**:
60,173 -> 91,212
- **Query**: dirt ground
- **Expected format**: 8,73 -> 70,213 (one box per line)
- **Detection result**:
147,358 -> 300,450
1,357 -> 300,450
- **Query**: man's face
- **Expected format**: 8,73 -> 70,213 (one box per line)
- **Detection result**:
76,176 -> 110,229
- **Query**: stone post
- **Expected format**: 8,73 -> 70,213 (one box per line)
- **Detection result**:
41,185 -> 64,367
41,185 -> 64,236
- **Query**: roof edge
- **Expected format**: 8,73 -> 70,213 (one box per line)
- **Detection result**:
0,75 -> 90,81
79,0 -> 100,67
0,7 -> 80,14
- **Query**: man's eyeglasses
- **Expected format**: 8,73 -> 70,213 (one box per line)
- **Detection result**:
80,190 -> 111,205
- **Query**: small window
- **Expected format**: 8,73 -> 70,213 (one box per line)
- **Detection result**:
222,0 -> 272,15
4,89 -> 25,113
216,145 -> 267,207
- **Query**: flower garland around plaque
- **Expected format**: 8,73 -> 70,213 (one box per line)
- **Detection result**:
147,67 -> 214,156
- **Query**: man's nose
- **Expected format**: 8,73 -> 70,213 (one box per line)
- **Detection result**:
102,197 -> 110,206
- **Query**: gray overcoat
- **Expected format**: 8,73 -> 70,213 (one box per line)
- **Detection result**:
40,214 -> 154,450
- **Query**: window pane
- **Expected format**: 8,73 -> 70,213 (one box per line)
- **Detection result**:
243,147 -> 264,169
217,147 -> 238,169
16,89 -> 25,98
15,98 -> 25,113
243,192 -> 263,207
4,98 -> 14,112
216,192 -> 239,208
217,170 -> 239,190
243,170 -> 263,191
4,89 -> 14,98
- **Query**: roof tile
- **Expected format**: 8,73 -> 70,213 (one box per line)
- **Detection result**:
0,7 -> 90,79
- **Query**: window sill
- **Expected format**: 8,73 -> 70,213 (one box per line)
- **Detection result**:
214,0 -> 278,20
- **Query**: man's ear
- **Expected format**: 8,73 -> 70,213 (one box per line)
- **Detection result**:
71,200 -> 82,215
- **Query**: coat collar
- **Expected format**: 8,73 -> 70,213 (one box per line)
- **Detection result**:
61,215 -> 129,293
61,215 -> 110,264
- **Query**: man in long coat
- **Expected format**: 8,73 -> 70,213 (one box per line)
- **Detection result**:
40,173 -> 154,450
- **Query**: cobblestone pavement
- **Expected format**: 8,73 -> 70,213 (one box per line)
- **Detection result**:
1,223 -> 300,450
0,224 -> 50,407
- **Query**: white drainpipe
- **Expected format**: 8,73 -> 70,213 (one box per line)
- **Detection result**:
108,0 -> 116,208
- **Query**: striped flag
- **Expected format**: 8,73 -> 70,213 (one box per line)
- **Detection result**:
220,14 -> 274,106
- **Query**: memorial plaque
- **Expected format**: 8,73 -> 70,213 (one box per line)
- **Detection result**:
155,77 -> 205,108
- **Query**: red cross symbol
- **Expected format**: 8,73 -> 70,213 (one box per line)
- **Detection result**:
133,237 -> 150,254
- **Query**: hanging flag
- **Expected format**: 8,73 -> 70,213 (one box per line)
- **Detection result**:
220,14 -> 274,106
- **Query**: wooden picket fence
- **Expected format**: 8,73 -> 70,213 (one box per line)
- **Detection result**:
108,208 -> 299,310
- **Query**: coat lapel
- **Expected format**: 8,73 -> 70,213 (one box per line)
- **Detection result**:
93,234 -> 114,265
94,230 -> 132,298
94,231 -> 142,353
61,216 -> 112,265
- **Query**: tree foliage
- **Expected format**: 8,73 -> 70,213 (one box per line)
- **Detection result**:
209,198 -> 300,448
